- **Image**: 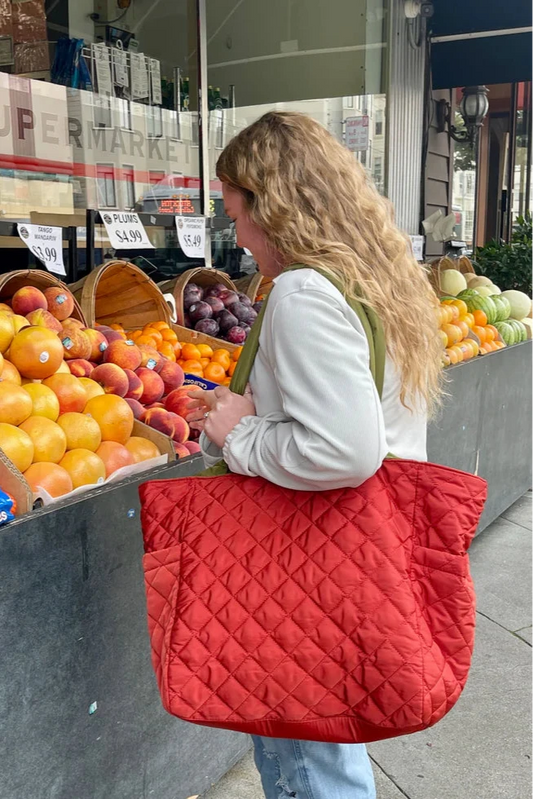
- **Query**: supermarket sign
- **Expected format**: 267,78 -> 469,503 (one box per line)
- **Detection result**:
345,116 -> 369,152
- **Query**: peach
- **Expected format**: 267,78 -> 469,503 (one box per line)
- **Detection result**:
60,328 -> 92,361
42,373 -> 88,414
173,443 -> 191,459
62,317 -> 84,330
167,412 -> 190,444
103,339 -> 142,371
84,328 -> 108,363
165,388 -> 193,419
44,288 -> 74,321
138,344 -> 165,372
25,309 -> 62,333
146,402 -> 165,409
12,286 -> 47,316
124,368 -> 143,401
136,367 -> 165,405
159,360 -> 185,395
91,364 -> 129,397
140,407 -> 176,437
125,398 -> 144,420
68,359 -> 94,378
184,441 -> 202,455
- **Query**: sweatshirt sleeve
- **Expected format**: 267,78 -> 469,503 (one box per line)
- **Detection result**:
222,287 -> 388,490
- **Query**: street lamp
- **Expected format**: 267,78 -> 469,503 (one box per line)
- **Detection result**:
436,86 -> 490,143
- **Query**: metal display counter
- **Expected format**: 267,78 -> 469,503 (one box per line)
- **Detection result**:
0,341 -> 530,798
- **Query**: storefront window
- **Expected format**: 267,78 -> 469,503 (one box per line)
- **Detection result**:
512,81 -> 532,224
452,112 -> 478,250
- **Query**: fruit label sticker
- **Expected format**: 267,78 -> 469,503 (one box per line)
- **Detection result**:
62,336 -> 73,350
17,224 -> 66,276
146,358 -> 157,370
39,352 -> 50,363
100,212 -> 154,250
176,216 -> 206,260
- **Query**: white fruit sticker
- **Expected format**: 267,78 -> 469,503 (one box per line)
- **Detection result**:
56,294 -> 67,305
146,358 -> 157,370
39,352 -> 50,363
62,337 -> 73,350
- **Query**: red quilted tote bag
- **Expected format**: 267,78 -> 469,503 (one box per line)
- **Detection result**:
140,267 -> 487,744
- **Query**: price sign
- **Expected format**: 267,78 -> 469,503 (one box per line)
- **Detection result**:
345,116 -> 369,152
17,224 -> 66,276
176,216 -> 206,259
100,212 -> 154,250
409,235 -> 425,262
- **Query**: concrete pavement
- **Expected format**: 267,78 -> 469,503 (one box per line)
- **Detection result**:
201,493 -> 532,799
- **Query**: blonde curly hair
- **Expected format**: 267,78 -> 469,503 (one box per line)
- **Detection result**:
217,111 -> 443,414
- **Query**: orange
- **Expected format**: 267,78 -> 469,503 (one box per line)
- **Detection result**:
200,357 -> 210,370
22,383 -> 60,421
183,359 -> 203,373
450,299 -> 468,317
136,334 -> 159,348
456,321 -> 470,339
57,412 -> 102,452
463,313 -> 475,328
177,359 -> 185,368
204,362 -> 226,384
232,346 -> 243,362
229,361 -> 238,377
19,417 -> 67,464
144,328 -> 163,346
493,341 -> 506,350
84,394 -> 134,444
197,344 -> 214,358
472,325 -> 486,343
43,374 -> 87,415
441,324 -> 462,347
158,342 -> 176,361
110,324 -> 124,331
59,449 -> 106,488
9,326 -> 64,379
222,377 -> 232,386
129,330 -> 143,342
151,321 -> 170,331
0,382 -> 33,426
181,343 -> 202,362
446,347 -> 459,365
479,344 -> 490,355
125,436 -> 161,463
95,441 -> 133,478
1,361 -> 21,385
78,377 -> 105,402
161,328 -> 178,344
0,312 -> 14,354
173,342 -> 182,359
24,462 -> 73,498
211,349 -> 231,371
484,326 -> 496,343
0,423 -> 34,472
472,309 -> 488,327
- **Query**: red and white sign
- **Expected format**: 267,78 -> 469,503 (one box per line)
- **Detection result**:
345,115 -> 369,152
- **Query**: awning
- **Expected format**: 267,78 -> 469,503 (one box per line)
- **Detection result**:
431,0 -> 532,89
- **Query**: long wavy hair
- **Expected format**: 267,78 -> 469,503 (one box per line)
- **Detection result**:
217,111 -> 443,413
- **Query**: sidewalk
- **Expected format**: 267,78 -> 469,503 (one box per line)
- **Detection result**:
202,493 -> 532,799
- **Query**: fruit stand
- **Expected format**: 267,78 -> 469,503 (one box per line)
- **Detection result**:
0,260 -> 530,797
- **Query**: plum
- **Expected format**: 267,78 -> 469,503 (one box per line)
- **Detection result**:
183,313 -> 191,328
217,310 -> 239,332
205,284 -> 229,299
188,301 -> 213,323
219,290 -> 239,307
252,302 -> 263,314
237,293 -> 253,307
204,296 -> 224,315
241,325 -> 252,337
226,326 -> 247,345
241,307 -> 258,326
227,301 -> 251,322
195,318 -> 220,336
183,284 -> 203,309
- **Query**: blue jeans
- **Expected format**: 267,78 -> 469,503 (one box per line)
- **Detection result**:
252,736 -> 376,799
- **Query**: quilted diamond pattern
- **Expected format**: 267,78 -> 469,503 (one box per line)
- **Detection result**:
139,459 -> 486,744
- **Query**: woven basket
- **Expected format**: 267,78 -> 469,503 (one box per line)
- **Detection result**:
159,267 -> 237,327
235,272 -> 273,303
0,269 -> 86,324
70,260 -> 171,329
429,255 -> 476,297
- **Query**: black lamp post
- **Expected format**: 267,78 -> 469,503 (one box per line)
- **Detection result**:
437,86 -> 490,143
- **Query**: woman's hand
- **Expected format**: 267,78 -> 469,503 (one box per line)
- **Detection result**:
187,386 -> 256,449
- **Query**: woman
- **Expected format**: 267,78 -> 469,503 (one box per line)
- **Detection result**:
187,111 -> 442,799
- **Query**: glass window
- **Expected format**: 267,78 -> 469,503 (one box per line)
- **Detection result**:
123,167 -> 136,210
96,165 -> 116,208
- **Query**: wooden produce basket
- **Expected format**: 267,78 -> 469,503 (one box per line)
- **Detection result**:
172,322 -> 239,356
70,260 -> 171,329
429,255 -> 475,297
0,269 -> 87,325
235,272 -> 273,303
159,267 -> 237,326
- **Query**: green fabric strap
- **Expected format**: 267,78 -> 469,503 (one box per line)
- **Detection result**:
199,265 -> 387,477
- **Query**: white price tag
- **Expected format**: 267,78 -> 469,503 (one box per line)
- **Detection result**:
113,48 -> 129,88
92,43 -> 113,97
100,212 -> 154,250
150,58 -> 162,105
17,224 -> 66,276
176,216 -> 206,259
409,235 -> 425,262
130,52 -> 149,100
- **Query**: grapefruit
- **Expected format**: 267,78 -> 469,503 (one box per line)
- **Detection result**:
79,378 -> 105,402
57,412 -> 102,452
9,326 -> 64,379
22,383 -> 60,421
19,417 -> 67,464
24,462 -> 73,498
84,394 -> 134,444
0,312 -> 14,354
125,436 -> 161,463
96,441 -> 134,477
42,373 -> 87,415
59,449 -> 106,488
0,382 -> 33,425
0,423 -> 34,472
1,361 -> 21,385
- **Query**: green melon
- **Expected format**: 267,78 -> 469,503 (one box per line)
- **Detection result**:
457,289 -> 480,300
494,322 -> 516,346
466,295 -> 498,324
491,295 -> 511,322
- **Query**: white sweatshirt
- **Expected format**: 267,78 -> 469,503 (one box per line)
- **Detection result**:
201,269 -> 427,490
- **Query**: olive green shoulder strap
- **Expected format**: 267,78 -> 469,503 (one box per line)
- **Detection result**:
230,264 -> 386,399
